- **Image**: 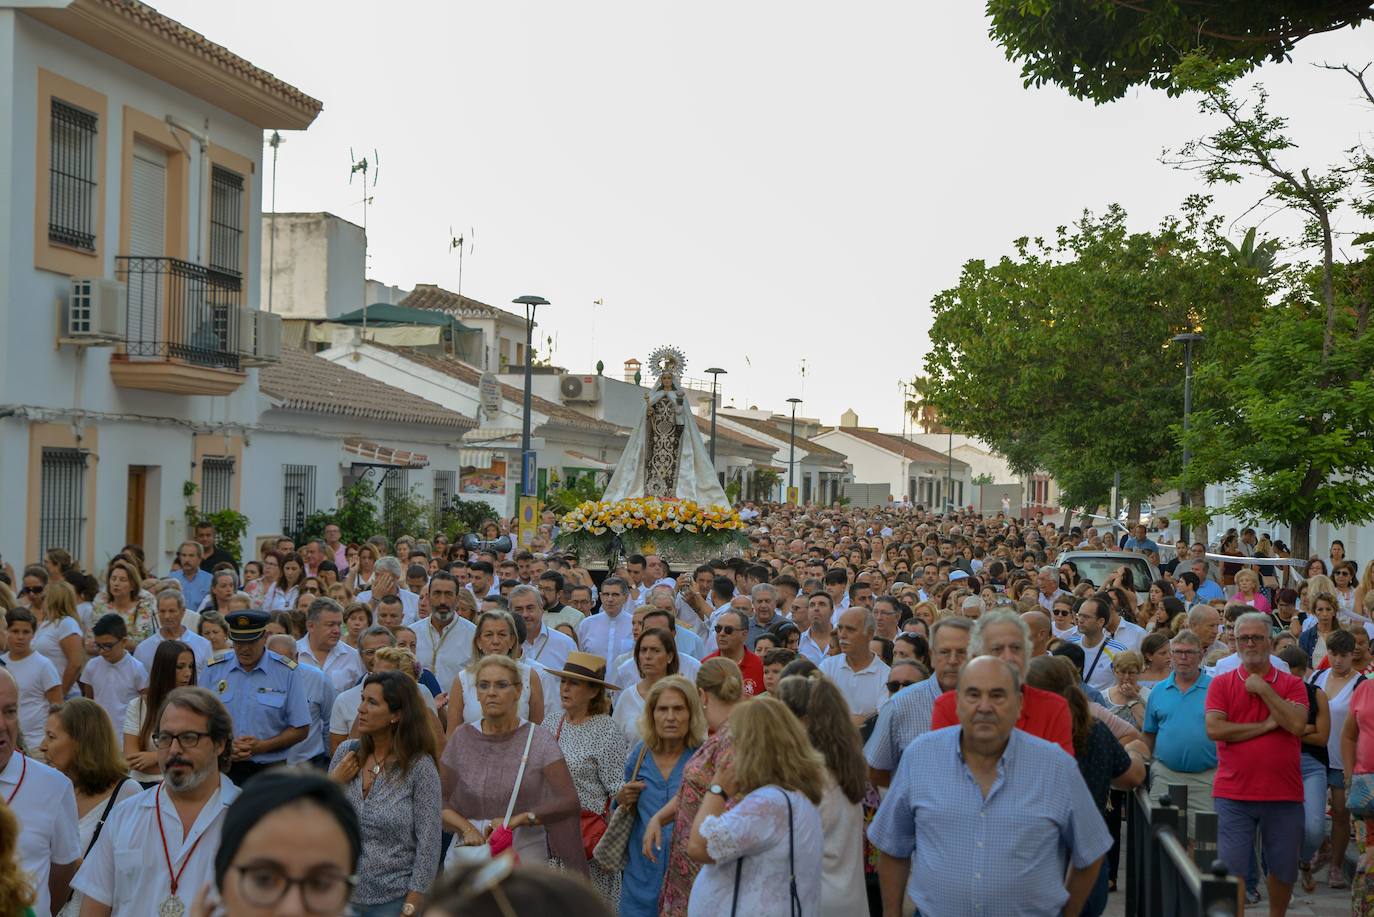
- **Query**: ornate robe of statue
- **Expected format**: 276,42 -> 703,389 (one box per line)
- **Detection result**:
602,347 -> 729,506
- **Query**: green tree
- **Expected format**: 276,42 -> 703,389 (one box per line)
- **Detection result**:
986,1 -> 1374,104
302,482 -> 380,545
921,198 -> 1268,512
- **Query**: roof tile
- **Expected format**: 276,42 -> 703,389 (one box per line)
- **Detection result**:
831,428 -> 968,466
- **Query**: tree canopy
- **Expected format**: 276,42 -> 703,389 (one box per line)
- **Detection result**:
921,197 -> 1269,511
986,1 -> 1374,103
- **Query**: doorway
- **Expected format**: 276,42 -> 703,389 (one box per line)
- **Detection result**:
126,466 -> 147,548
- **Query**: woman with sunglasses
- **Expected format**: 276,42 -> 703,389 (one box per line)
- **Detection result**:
1050,596 -> 1078,639
1335,562 -> 1361,617
17,566 -> 48,612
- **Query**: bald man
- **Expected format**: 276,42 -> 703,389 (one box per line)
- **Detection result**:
1021,610 -> 1053,658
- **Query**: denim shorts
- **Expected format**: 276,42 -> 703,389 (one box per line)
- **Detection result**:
1330,767 -> 1346,790
1215,798 -> 1304,886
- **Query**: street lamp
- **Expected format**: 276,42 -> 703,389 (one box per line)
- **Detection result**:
1172,331 -> 1204,544
706,367 -> 727,466
786,397 -> 803,504
513,295 -> 549,500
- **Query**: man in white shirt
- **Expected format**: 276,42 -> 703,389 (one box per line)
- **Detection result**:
1066,596 -> 1127,691
517,584 -> 577,671
268,634 -> 338,767
0,669 -> 79,917
296,598 -> 365,692
329,627 -> 397,753
73,685 -> 240,916
135,590 -> 213,680
798,592 -> 835,664
357,556 -> 420,623
576,577 -> 636,663
411,572 -> 476,691
820,607 -> 890,721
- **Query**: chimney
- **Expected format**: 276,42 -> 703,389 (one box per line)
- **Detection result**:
840,408 -> 859,428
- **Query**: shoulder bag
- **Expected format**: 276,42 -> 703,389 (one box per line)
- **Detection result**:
592,743 -> 650,871
556,716 -> 611,859
730,788 -> 801,917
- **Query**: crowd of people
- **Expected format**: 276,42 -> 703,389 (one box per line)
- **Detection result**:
1,506 -> 1373,915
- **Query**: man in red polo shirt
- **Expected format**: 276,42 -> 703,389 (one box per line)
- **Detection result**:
1205,611 -> 1307,916
931,608 -> 1074,756
704,607 -> 765,696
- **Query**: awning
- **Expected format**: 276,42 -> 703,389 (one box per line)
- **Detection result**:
343,439 -> 429,468
333,303 -> 477,332
566,450 -> 614,470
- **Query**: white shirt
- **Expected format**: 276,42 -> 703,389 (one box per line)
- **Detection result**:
522,625 -> 577,672
1107,619 -> 1148,653
611,654 -> 702,691
72,775 -> 241,915
577,611 -> 636,663
798,630 -> 830,664
1,653 -> 60,752
819,653 -> 891,718
612,683 -> 647,743
411,616 -> 477,691
1210,653 -> 1290,677
357,588 -> 421,624
33,617 -> 82,693
4,752 -> 80,917
134,628 -> 213,683
295,637 -> 366,692
79,653 -> 148,732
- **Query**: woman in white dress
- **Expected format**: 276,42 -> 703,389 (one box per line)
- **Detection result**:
613,627 -> 679,743
34,581 -> 85,697
776,673 -> 867,917
40,698 -> 140,917
686,697 -> 825,917
447,610 -> 543,734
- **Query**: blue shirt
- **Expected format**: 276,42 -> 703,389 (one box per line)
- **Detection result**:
865,676 -> 944,773
287,661 -> 337,764
1123,536 -> 1160,553
207,650 -> 311,763
169,567 -> 213,610
1197,579 -> 1226,603
868,727 -> 1112,917
1142,671 -> 1217,773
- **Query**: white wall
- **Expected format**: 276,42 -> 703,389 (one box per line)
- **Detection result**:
812,431 -> 908,500
259,213 -> 365,320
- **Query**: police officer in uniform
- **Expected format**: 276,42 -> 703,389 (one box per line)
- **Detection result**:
208,609 -> 310,786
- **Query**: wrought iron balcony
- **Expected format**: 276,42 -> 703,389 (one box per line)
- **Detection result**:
115,256 -> 242,370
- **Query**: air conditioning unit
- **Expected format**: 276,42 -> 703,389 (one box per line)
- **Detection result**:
238,308 -> 283,366
60,278 -> 125,345
560,374 -> 602,404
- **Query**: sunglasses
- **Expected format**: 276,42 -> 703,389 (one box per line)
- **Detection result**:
19,586 -> 43,595
714,625 -> 739,635
887,680 -> 917,693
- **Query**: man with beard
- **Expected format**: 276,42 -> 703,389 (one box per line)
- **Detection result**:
72,686 -> 240,916
411,571 -> 476,691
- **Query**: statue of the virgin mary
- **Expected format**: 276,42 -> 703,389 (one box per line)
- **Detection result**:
602,346 -> 730,506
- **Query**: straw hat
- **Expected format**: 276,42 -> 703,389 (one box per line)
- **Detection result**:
543,651 -> 619,690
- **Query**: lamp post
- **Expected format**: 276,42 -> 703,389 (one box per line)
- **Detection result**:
786,397 -> 803,504
1172,331 -> 1204,544
513,295 -> 549,500
706,367 -> 727,466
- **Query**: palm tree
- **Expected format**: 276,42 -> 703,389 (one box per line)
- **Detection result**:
904,376 -> 948,434
1223,227 -> 1280,276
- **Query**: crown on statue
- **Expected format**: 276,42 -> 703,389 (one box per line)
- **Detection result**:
647,346 -> 687,385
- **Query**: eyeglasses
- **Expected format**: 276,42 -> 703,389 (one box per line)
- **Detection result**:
714,625 -> 739,635
1235,634 -> 1268,644
477,680 -> 514,692
93,640 -> 119,652
233,863 -> 355,913
887,680 -> 917,693
1170,649 -> 1201,657
151,730 -> 213,749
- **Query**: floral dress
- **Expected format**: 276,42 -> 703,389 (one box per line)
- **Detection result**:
547,712 -> 628,910
660,725 -> 734,917
92,591 -> 157,644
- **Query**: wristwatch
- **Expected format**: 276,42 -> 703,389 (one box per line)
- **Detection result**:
401,905 -> 417,916
708,783 -> 727,799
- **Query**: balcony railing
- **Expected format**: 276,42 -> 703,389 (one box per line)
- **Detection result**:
115,256 -> 242,370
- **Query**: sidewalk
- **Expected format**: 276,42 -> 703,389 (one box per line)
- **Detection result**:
1102,876 -> 1354,915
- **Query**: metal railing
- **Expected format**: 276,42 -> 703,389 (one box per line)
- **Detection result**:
1126,783 -> 1238,917
116,256 -> 242,370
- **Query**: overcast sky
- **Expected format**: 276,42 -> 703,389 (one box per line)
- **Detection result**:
156,1 -> 1372,432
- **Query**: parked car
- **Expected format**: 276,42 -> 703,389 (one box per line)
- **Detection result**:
1056,551 -> 1161,604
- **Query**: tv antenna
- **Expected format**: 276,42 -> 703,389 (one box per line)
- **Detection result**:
449,226 -> 474,302
349,148 -> 380,334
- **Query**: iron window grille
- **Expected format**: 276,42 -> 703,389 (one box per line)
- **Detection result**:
208,166 -> 243,280
49,100 -> 98,251
383,468 -> 409,505
282,464 -> 317,538
433,470 -> 456,509
201,457 -> 235,514
39,448 -> 87,562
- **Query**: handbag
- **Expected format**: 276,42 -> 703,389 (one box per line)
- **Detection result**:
592,744 -> 650,871
730,788 -> 800,917
1350,773 -> 1374,818
556,717 -> 610,858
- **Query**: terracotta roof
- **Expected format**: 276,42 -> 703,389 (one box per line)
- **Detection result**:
704,424 -> 774,453
260,348 -> 475,430
375,345 -> 627,436
401,285 -> 525,323
343,440 -> 429,468
829,428 -> 969,467
719,414 -> 850,464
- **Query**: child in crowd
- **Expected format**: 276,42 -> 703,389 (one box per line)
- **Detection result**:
2,608 -> 62,756
79,613 -> 148,729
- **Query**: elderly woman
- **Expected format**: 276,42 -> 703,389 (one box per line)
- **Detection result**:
546,652 -> 628,908
613,627 -> 680,743
619,674 -> 704,917
1233,568 -> 1272,615
440,655 -> 585,872
650,657 -> 745,917
448,610 -> 543,731
329,669 -> 442,916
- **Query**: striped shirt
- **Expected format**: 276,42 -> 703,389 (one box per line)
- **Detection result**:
868,727 -> 1112,916
1065,632 -> 1127,691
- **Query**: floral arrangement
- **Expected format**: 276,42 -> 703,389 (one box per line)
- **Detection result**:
556,497 -> 748,563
